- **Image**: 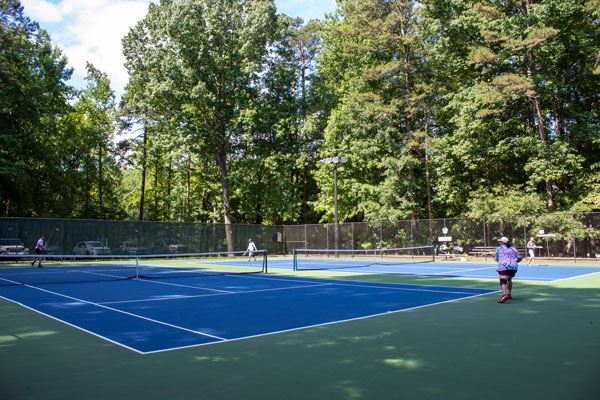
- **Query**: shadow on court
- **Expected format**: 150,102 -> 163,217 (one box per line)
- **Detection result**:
0,273 -> 598,400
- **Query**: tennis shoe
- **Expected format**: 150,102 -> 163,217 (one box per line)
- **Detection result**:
498,294 -> 511,303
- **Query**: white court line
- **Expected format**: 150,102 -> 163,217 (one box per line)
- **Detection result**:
0,293 -> 145,354
203,271 -> 464,288
143,290 -> 495,354
0,267 -> 135,281
316,280 -> 490,295
6,283 -> 227,342
132,278 -> 234,293
100,277 -> 490,306
80,270 -> 135,279
236,272 -> 497,293
521,264 -> 600,269
0,277 -> 28,285
99,283 -> 335,305
8,263 -> 492,290
551,270 -> 600,282
339,267 -> 484,276
98,275 -> 487,304
6,267 -> 237,294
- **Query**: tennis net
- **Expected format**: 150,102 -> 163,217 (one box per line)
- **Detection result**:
293,246 -> 435,271
0,250 -> 267,286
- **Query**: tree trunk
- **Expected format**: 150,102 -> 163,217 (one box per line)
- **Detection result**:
553,105 -> 562,138
166,158 -> 172,221
98,142 -> 104,218
185,158 -> 191,222
84,165 -> 90,216
400,4 -> 413,135
526,0 -> 555,211
531,68 -> 556,212
255,171 -> 263,225
298,34 -> 311,224
153,150 -> 159,221
424,116 -> 433,239
302,165 -> 310,223
217,146 -> 234,252
138,119 -> 148,221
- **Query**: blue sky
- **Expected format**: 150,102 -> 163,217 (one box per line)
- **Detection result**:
20,0 -> 336,97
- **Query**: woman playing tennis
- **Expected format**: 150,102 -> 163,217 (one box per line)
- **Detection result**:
495,236 -> 522,303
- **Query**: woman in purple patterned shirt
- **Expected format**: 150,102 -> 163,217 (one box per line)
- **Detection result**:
495,236 -> 522,303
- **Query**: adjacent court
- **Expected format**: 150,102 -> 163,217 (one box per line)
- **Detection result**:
0,262 -> 494,354
269,257 -> 600,282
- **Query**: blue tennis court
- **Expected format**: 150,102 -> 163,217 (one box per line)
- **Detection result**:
265,258 -> 600,281
0,265 -> 494,354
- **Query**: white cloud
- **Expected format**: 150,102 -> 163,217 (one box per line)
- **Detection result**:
20,0 -> 63,23
20,0 -> 336,100
58,1 -> 150,97
22,0 -> 151,98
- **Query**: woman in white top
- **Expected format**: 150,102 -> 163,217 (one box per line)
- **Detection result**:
31,234 -> 46,268
245,239 -> 258,261
526,237 -> 537,265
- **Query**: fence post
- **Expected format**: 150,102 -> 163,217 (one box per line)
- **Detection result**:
483,218 -> 487,247
304,224 -> 307,249
572,214 -> 578,261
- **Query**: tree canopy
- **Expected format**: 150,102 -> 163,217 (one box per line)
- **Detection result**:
2,0 -> 599,224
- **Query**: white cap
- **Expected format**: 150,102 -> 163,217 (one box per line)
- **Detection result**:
498,236 -> 509,243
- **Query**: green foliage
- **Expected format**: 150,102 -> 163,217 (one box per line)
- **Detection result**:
313,0 -> 436,223
570,165 -> 600,212
0,0 -> 73,216
3,0 -> 599,227
465,185 -> 547,222
532,213 -> 598,241
524,141 -> 584,187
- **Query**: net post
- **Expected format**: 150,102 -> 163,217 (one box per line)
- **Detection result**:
292,249 -> 297,271
263,250 -> 268,273
432,245 -> 436,262
135,256 -> 139,279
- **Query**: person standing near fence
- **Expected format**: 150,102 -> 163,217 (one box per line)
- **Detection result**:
31,234 -> 47,268
244,239 -> 258,261
495,236 -> 522,303
526,236 -> 537,266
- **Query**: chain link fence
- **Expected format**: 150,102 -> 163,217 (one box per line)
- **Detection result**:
0,218 -> 283,256
2,213 -> 599,259
283,213 -> 600,259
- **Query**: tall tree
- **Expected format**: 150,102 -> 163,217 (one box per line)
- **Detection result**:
123,0 -> 277,245
0,0 -> 73,216
122,3 -> 178,221
291,19 -> 322,223
73,63 -> 121,219
424,0 -> 598,216
315,0 -> 432,224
